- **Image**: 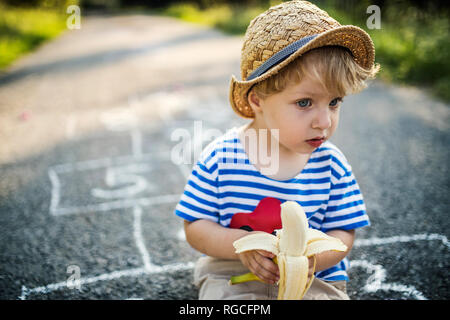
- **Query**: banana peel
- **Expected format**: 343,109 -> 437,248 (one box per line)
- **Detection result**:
230,201 -> 347,300
229,256 -> 279,285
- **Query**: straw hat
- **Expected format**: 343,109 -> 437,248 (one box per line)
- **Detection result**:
229,0 -> 375,118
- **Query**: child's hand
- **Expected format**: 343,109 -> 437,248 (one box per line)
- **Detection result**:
238,249 -> 279,284
308,256 -> 315,279
238,250 -> 315,285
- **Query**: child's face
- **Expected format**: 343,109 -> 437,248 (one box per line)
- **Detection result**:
250,74 -> 343,155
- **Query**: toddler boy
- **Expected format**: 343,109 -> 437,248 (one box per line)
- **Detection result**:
174,0 -> 379,299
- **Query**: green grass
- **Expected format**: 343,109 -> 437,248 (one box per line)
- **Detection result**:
0,5 -> 68,70
160,1 -> 283,35
348,5 -> 450,102
158,1 -> 450,102
1,1 -> 447,102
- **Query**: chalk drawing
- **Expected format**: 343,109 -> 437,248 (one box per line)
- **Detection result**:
131,128 -> 143,158
22,109 -> 195,299
350,233 -> 450,300
90,164 -> 155,199
354,233 -> 449,249
19,263 -> 195,300
350,260 -> 427,300
19,97 -> 449,299
177,228 -> 186,241
19,229 -> 448,299
48,153 -> 181,216
20,185 -> 193,299
133,205 -> 152,271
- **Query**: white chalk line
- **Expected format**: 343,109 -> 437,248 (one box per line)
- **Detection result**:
22,116 -> 196,299
48,169 -> 60,215
19,232 -> 448,300
351,233 -> 450,300
350,260 -> 427,300
48,150 -> 183,216
133,205 -> 152,271
49,151 -> 170,174
50,194 -> 181,216
354,233 -> 449,249
19,262 -> 195,300
20,202 -> 194,300
41,123 -> 445,300
131,129 -> 143,158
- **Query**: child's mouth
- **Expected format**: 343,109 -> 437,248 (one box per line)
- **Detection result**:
306,137 -> 325,147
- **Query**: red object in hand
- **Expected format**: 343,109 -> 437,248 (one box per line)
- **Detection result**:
229,197 -> 282,234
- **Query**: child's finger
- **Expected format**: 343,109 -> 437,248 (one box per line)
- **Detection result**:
256,250 -> 275,259
254,252 -> 279,278
256,250 -> 279,275
249,258 -> 278,284
308,256 -> 316,277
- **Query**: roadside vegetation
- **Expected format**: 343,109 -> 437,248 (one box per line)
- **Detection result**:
157,0 -> 450,102
1,0 -> 448,102
0,1 -> 80,70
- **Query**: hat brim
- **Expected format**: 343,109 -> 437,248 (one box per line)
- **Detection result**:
229,25 -> 375,119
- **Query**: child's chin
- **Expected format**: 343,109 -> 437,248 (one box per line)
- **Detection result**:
287,145 -> 315,155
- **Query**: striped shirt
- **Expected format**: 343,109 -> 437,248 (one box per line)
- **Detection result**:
175,126 -> 370,281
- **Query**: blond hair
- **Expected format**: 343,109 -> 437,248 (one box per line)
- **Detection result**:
251,46 -> 380,99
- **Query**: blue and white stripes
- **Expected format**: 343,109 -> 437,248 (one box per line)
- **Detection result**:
175,127 -> 370,281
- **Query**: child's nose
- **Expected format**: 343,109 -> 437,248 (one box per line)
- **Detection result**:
312,107 -> 332,130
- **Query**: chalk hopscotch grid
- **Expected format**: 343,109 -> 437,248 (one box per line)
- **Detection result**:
27,164 -> 450,300
21,151 -> 195,299
20,119 -> 197,299
20,218 -> 449,300
48,151 -> 190,216
20,203 -> 196,300
19,123 -> 450,300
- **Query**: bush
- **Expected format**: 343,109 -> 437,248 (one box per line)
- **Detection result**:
0,1 -> 78,69
158,1 -> 450,102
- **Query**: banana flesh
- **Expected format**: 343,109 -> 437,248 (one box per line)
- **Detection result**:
231,201 -> 348,300
233,232 -> 279,255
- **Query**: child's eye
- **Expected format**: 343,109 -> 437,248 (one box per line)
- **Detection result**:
296,99 -> 312,108
330,98 -> 343,107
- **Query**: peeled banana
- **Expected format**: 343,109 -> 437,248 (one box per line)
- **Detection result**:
230,201 -> 347,300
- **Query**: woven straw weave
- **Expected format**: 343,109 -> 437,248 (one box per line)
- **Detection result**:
241,1 -> 340,80
229,0 -> 375,119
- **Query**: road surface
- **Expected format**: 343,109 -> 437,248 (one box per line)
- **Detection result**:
0,14 -> 448,300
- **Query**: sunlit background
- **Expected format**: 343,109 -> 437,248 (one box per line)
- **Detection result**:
0,0 -> 448,300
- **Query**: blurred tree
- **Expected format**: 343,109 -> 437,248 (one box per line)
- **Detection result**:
79,0 -> 119,10
0,0 -> 78,9
113,0 -> 274,9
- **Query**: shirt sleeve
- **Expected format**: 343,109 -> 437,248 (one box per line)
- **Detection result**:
321,159 -> 370,232
174,158 -> 220,223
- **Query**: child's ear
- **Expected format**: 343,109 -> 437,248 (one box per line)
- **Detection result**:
247,90 -> 263,114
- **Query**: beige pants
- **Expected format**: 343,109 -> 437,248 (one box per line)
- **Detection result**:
193,256 -> 349,300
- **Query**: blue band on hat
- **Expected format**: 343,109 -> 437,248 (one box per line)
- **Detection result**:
246,34 -> 318,81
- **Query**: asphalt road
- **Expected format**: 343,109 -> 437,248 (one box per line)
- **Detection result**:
0,14 -> 449,300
